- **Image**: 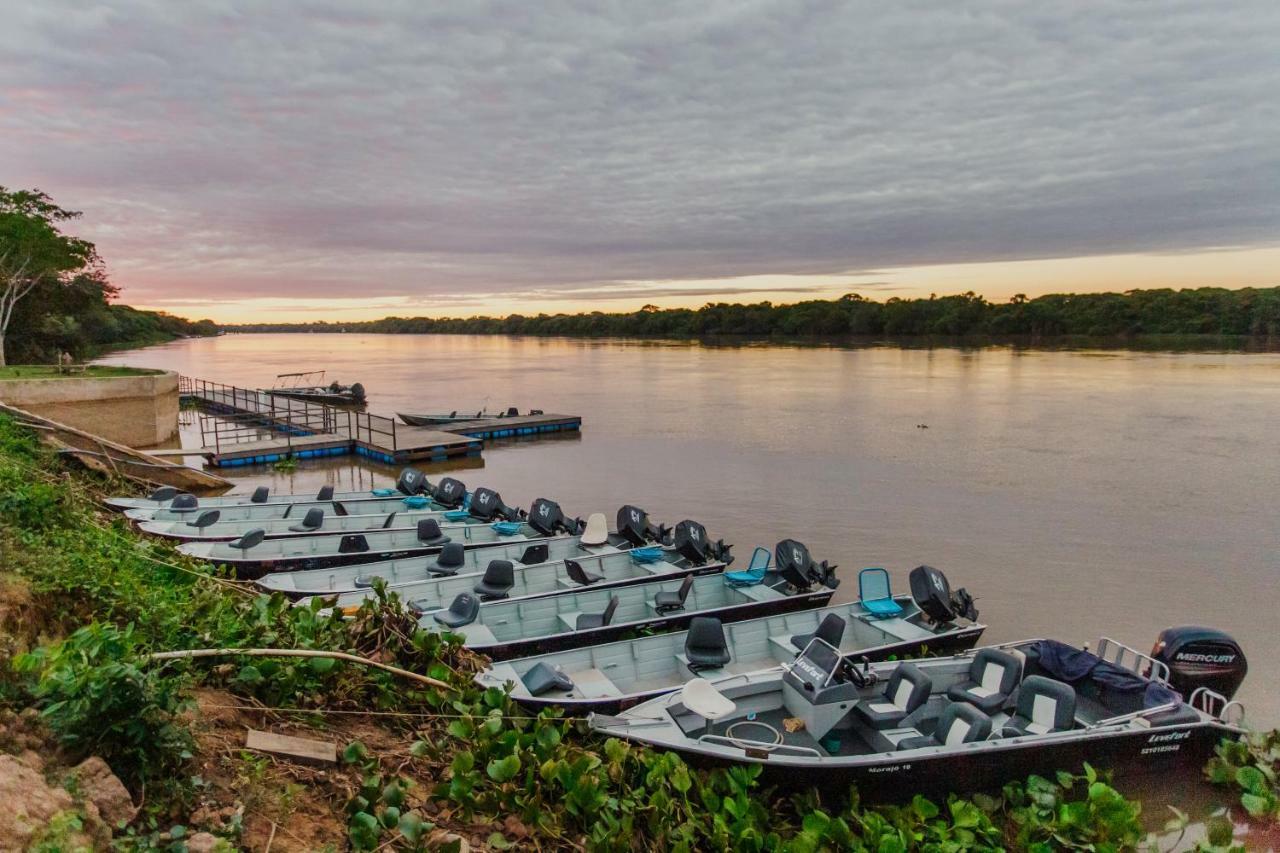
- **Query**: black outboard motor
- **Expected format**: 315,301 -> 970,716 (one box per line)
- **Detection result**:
1152,626 -> 1248,701
396,468 -> 428,496
528,498 -> 574,536
430,477 -> 467,508
617,505 -> 663,546
908,565 -> 979,625
672,520 -> 710,564
469,488 -> 522,522
350,382 -> 366,402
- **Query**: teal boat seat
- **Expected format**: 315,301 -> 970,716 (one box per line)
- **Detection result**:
443,509 -> 470,522
491,521 -> 522,536
402,495 -> 429,509
371,488 -> 396,497
630,546 -> 664,564
724,546 -> 770,587
859,568 -> 903,619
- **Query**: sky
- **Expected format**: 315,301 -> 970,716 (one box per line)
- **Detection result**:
2,1 -> 1278,323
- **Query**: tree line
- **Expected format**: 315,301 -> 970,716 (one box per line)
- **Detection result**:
0,186 -> 217,364
228,287 -> 1280,340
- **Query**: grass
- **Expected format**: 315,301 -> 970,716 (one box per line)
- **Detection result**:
0,364 -> 162,380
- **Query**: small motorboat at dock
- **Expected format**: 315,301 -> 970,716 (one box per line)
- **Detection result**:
106,468 -> 434,514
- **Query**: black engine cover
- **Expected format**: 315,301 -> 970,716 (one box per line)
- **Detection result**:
616,505 -> 652,546
1153,626 -> 1248,701
528,498 -> 568,536
431,477 -> 467,508
672,520 -> 710,564
396,468 -> 428,495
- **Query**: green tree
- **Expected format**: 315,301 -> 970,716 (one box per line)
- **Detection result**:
0,187 -> 101,365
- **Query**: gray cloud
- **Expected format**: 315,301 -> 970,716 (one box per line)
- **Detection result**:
1,0 -> 1277,306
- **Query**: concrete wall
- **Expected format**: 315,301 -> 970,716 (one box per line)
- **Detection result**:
0,371 -> 179,447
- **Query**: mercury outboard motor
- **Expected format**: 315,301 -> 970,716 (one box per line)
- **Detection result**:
1152,626 -> 1248,701
773,540 -> 839,591
396,468 -> 428,496
908,565 -> 979,625
616,505 -> 665,546
528,498 -> 575,536
469,488 -> 522,522
672,520 -> 711,565
429,477 -> 467,508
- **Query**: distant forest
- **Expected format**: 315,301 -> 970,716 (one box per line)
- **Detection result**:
228,286 -> 1280,340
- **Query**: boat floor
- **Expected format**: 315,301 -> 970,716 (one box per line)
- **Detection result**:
701,707 -> 876,758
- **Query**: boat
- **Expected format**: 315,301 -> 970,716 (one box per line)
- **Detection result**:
255,505 -> 685,596
477,564 -> 984,713
303,519 -> 730,612
398,407 -> 543,426
177,496 -> 583,578
105,468 -> 435,513
589,626 -> 1249,802
264,370 -> 366,406
136,484 -> 515,543
417,539 -> 840,659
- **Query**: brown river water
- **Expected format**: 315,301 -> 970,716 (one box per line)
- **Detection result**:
99,333 -> 1279,837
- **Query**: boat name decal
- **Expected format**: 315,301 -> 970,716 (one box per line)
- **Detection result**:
1146,730 -> 1191,744
866,764 -> 910,774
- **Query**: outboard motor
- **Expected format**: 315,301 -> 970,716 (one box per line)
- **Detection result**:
528,498 -> 573,536
350,382 -> 366,402
908,565 -> 979,625
396,468 -> 428,496
1152,626 -> 1248,701
429,477 -> 467,508
617,505 -> 660,546
469,488 -> 522,522
672,520 -> 711,565
775,539 -> 816,590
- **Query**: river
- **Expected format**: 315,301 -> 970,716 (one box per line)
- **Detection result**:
97,333 -> 1280,733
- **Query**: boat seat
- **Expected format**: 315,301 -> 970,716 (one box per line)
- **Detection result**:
680,678 -> 736,723
684,617 -> 731,672
316,485 -> 334,501
148,485 -> 179,502
897,702 -> 993,750
863,616 -> 934,641
653,575 -> 694,614
580,513 -> 609,547
417,518 -> 451,545
170,493 -> 198,512
473,559 -> 515,601
428,542 -> 467,576
724,546 -> 770,587
791,613 -> 847,652
946,649 -> 1021,714
521,662 -> 574,696
1001,676 -> 1077,737
853,663 -> 932,730
859,568 -> 904,619
288,507 -> 324,532
248,486 -> 269,503
576,596 -> 619,630
228,528 -> 265,551
565,559 -> 603,586
518,544 -> 549,565
188,509 -> 221,529
433,593 -> 480,629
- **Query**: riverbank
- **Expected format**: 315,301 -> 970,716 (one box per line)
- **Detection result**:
0,415 -> 1275,849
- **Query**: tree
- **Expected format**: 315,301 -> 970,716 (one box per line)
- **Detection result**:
0,187 -> 101,365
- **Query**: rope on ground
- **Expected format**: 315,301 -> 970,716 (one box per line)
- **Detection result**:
147,647 -> 456,692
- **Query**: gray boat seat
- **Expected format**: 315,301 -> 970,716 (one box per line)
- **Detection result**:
228,528 -> 265,551
149,486 -> 179,502
853,663 -> 932,730
653,574 -> 694,614
434,593 -> 480,628
473,560 -> 515,600
288,507 -> 324,532
946,648 -> 1021,713
189,509 -> 221,529
1000,675 -> 1077,737
428,542 -> 467,576
522,662 -> 574,696
791,613 -> 846,652
249,486 -> 269,503
170,493 -> 198,512
565,559 -> 603,586
316,485 -> 334,501
518,544 -> 549,565
576,596 -> 619,630
684,617 -> 731,672
897,702 -> 993,750
417,518 -> 450,545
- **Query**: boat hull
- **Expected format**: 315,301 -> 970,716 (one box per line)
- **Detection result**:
464,588 -> 837,660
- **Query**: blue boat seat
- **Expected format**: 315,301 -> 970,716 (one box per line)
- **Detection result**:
724,546 -> 770,587
859,568 -> 903,619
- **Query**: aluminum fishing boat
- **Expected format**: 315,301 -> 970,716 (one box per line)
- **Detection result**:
105,468 -> 434,513
255,505 -> 682,596
398,407 -> 540,426
178,497 -> 582,577
478,565 -> 982,713
305,519 -> 730,613
419,539 -> 840,659
590,626 -> 1249,802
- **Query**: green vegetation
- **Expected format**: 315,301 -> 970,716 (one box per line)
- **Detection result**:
0,413 -> 1272,849
0,186 -> 217,365
0,365 -> 162,380
228,286 -> 1280,342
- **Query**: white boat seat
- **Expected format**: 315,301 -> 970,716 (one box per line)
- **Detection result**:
680,678 -> 735,721
580,513 -> 609,547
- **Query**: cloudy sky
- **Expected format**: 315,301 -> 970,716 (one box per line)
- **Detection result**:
2,1 -> 1278,322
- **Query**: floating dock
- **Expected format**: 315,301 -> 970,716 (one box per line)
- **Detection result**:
432,412 -> 582,440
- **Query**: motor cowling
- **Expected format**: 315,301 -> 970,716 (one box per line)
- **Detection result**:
908,565 -> 978,624
672,520 -> 710,564
469,487 -> 520,521
431,477 -> 467,508
616,505 -> 654,546
350,382 -> 366,401
1152,626 -> 1247,701
396,468 -> 428,496
528,498 -> 569,536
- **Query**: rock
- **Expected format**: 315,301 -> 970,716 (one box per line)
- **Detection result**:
503,815 -> 530,839
426,829 -> 471,852
17,748 -> 45,771
186,831 -> 223,852
0,754 -> 103,849
73,756 -> 138,827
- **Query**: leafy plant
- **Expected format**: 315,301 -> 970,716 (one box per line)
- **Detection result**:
1205,732 -> 1280,820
